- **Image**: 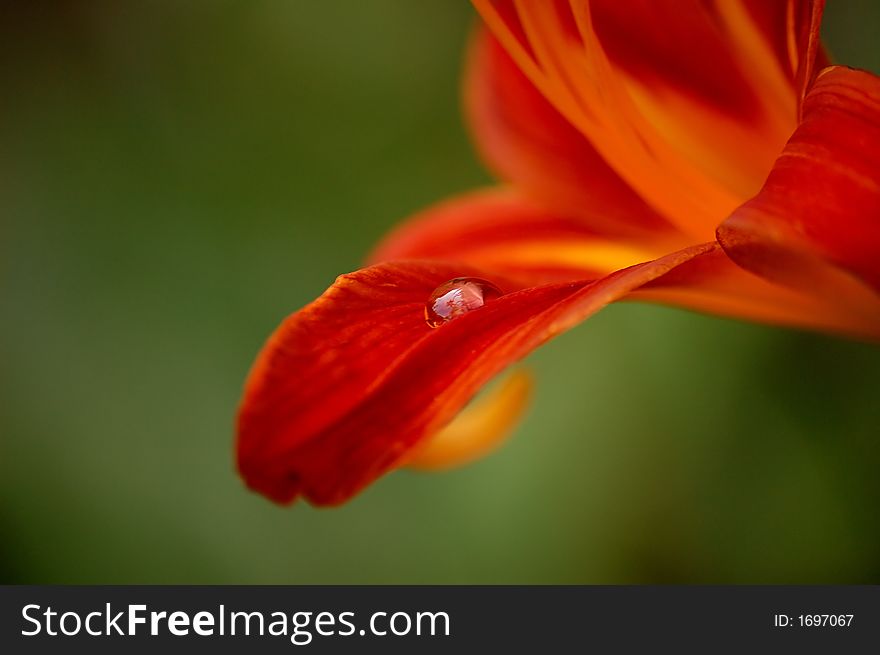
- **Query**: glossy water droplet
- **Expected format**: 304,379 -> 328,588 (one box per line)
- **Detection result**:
425,277 -> 503,328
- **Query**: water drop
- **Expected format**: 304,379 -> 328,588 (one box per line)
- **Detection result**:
425,277 -> 503,328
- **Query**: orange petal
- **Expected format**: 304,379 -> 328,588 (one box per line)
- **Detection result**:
591,1 -> 827,117
471,1 -> 828,236
371,187 -> 879,338
591,0 -> 798,171
369,187 -> 667,286
237,261 -> 490,505
464,28 -> 681,243
634,245 -> 880,340
237,243 -> 758,506
717,66 -> 880,329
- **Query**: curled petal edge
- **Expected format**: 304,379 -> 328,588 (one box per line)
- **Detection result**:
717,66 -> 880,325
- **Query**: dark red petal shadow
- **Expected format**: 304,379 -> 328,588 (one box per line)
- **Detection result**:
591,0 -> 828,109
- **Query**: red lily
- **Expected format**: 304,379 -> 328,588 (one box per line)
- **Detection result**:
237,0 -> 880,506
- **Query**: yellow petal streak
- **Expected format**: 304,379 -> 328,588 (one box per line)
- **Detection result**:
405,370 -> 534,471
472,240 -> 664,273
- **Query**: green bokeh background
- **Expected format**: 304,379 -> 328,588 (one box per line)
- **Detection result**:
2,1 -> 879,584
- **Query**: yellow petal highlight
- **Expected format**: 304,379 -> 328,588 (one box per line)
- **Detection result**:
466,239 -> 664,274
405,370 -> 534,471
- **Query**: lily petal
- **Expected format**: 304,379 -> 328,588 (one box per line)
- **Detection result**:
471,1 -> 827,235
371,187 -> 878,338
237,261 -> 490,505
464,28 -> 681,242
591,0 -> 827,115
240,238 -> 874,507
237,245 -> 729,505
717,66 -> 880,330
369,187 -> 667,286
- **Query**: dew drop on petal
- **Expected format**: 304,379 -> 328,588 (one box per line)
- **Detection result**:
425,277 -> 504,328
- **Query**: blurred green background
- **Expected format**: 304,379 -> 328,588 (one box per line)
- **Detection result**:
2,1 -> 879,584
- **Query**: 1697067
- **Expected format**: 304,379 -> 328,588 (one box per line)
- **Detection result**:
773,614 -> 854,627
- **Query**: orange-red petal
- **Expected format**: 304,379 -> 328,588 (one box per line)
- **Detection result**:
239,211 -> 878,507
369,187 -> 667,286
590,1 -> 827,112
237,245 -> 731,506
371,187 -> 880,339
464,28 -> 680,242
470,1 -> 828,236
717,66 -> 880,330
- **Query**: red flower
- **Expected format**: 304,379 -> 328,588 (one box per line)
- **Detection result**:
237,0 -> 880,506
